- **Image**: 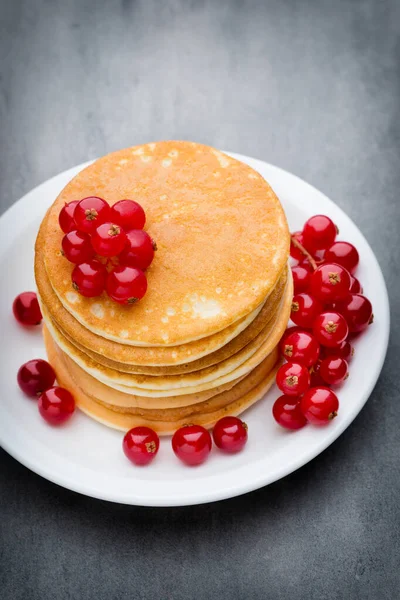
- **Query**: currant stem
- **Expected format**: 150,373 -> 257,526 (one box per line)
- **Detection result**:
291,236 -> 318,271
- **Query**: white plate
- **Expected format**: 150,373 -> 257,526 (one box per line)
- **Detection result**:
0,152 -> 390,506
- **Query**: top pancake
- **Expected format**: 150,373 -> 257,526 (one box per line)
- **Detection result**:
39,141 -> 289,346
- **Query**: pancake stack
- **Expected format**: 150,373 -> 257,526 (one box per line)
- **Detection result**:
35,141 -> 292,434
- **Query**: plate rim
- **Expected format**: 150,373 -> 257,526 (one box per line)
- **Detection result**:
0,151 -> 390,506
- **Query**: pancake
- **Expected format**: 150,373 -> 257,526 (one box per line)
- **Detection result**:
41,273 -> 291,390
39,141 -> 290,347
36,233 -> 288,366
40,267 -> 288,375
44,327 -> 281,434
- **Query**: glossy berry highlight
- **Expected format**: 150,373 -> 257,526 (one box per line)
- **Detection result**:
272,396 -> 307,430
300,387 -> 339,425
13,292 -> 42,326
17,359 -> 56,397
172,425 -> 212,466
123,427 -> 160,466
38,387 -> 75,425
212,417 -> 248,453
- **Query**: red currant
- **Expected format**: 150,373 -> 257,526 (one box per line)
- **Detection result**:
303,215 -> 337,250
13,292 -> 42,326
300,387 -> 339,425
17,359 -> 56,397
272,396 -> 307,430
62,230 -> 94,264
123,426 -> 160,466
72,260 -> 106,297
291,264 -> 312,294
38,386 -> 75,425
310,263 -> 351,303
73,197 -> 110,234
106,265 -> 147,304
172,425 -> 212,466
309,361 -> 326,387
59,200 -> 79,233
276,362 -> 310,396
290,231 -> 306,262
212,416 -> 248,453
313,311 -> 349,347
350,276 -> 363,294
291,293 -> 324,328
322,340 -> 354,362
118,229 -> 155,270
110,199 -> 146,230
91,223 -> 127,257
325,241 -> 359,274
280,330 -> 320,368
319,356 -> 348,385
334,294 -> 373,333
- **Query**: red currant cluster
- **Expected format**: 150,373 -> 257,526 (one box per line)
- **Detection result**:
273,214 -> 373,429
123,417 -> 248,466
59,197 -> 156,304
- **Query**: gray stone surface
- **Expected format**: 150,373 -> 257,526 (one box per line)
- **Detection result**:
0,1 -> 399,598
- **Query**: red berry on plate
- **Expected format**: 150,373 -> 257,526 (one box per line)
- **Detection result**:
118,229 -> 155,270
272,395 -> 307,430
61,230 -> 94,264
91,223 -> 127,257
17,359 -> 56,397
212,416 -> 248,453
280,330 -> 320,368
303,215 -> 337,250
38,386 -> 75,425
72,260 -> 107,297
290,231 -> 307,262
106,265 -> 147,304
276,362 -> 310,396
310,262 -> 351,303
59,200 -> 79,233
110,199 -> 146,230
73,197 -> 110,234
322,339 -> 354,362
300,387 -> 339,425
123,426 -> 160,466
334,294 -> 373,333
319,356 -> 348,385
349,276 -> 363,294
172,425 -> 212,466
13,292 -> 42,326
325,241 -> 359,274
291,293 -> 324,328
313,311 -> 349,347
291,264 -> 312,294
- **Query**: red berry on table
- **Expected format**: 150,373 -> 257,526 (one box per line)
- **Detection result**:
291,293 -> 324,328
280,330 -> 320,368
110,199 -> 146,230
73,197 -> 110,234
13,292 -> 42,326
59,200 -> 79,233
91,223 -> 127,257
313,311 -> 349,347
319,356 -> 348,385
272,396 -> 307,430
106,265 -> 147,304
172,425 -> 212,466
212,416 -> 248,453
300,387 -> 339,425
334,294 -> 373,333
118,229 -> 155,270
72,259 -> 107,297
291,264 -> 312,294
325,241 -> 359,274
322,339 -> 354,362
123,426 -> 160,466
276,362 -> 310,396
38,387 -> 75,425
310,263 -> 351,303
290,231 -> 307,262
349,276 -> 363,294
61,230 -> 94,264
302,215 -> 337,250
17,359 -> 56,397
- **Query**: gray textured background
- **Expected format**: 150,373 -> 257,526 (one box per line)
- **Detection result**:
1,1 -> 399,599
